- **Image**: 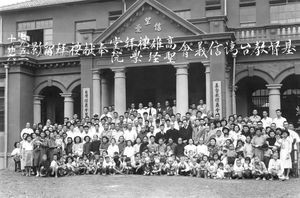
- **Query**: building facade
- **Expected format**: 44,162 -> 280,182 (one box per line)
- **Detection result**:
0,0 -> 299,168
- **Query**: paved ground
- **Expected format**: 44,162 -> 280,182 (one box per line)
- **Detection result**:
0,170 -> 300,198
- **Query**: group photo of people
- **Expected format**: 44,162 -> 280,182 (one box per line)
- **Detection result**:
11,100 -> 300,181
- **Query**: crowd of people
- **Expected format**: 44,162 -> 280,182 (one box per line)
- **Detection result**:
11,100 -> 300,181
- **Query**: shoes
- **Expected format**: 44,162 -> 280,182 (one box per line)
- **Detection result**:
262,178 -> 266,181
256,177 -> 261,180
286,176 -> 289,180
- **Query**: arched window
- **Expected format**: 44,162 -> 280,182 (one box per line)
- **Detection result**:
251,89 -> 269,113
282,89 -> 300,97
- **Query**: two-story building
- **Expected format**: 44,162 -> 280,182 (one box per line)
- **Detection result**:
0,0 -> 299,169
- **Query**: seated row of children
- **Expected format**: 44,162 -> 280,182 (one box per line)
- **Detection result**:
38,148 -> 284,181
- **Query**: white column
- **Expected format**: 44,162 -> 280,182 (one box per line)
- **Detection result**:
113,68 -> 126,114
93,71 -> 101,116
33,95 -> 44,124
266,84 -> 282,119
60,93 -> 74,119
175,63 -> 189,115
101,76 -> 109,112
203,62 -> 211,112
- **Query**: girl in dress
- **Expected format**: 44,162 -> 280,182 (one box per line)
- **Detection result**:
20,133 -> 28,174
22,134 -> 34,176
275,130 -> 292,180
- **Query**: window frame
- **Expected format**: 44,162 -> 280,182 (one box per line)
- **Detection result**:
74,19 -> 96,43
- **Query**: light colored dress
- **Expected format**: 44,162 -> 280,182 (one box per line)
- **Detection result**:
276,138 -> 292,169
20,140 -> 26,170
22,141 -> 33,167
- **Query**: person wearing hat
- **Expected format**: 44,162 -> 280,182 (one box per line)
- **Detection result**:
275,130 -> 292,180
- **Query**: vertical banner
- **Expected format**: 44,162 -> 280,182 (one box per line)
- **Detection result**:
212,81 -> 222,118
82,88 -> 90,118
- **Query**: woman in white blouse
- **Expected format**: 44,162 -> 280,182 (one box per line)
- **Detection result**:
133,137 -> 142,155
107,138 -> 119,157
123,140 -> 135,161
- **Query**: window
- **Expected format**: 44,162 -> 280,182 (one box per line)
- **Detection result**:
75,20 -> 96,43
270,0 -> 300,24
17,19 -> 53,44
251,89 -> 269,114
109,10 -> 122,26
205,0 -> 222,17
240,0 -> 256,27
174,9 -> 191,20
0,87 -> 4,132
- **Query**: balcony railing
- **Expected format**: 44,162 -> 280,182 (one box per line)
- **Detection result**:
230,23 -> 300,43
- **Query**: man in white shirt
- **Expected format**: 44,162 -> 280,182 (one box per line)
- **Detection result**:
146,101 -> 157,117
272,109 -> 287,129
261,110 -> 273,128
20,122 -> 34,139
100,107 -> 112,120
284,121 -> 300,150
249,109 -> 261,122
123,123 -> 137,142
136,103 -> 144,116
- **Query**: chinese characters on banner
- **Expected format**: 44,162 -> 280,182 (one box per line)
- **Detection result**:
82,88 -> 90,118
213,81 -> 222,118
4,16 -> 297,62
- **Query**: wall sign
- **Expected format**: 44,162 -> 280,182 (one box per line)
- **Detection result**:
82,88 -> 90,118
212,81 -> 222,118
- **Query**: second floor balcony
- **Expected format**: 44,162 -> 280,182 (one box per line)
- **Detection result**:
230,23 -> 300,43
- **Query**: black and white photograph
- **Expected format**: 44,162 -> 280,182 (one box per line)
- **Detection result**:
0,0 -> 300,197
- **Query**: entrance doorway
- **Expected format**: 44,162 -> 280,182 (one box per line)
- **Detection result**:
236,76 -> 268,117
281,75 -> 300,125
40,86 -> 64,124
126,65 -> 176,108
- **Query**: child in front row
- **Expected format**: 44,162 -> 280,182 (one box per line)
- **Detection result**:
103,156 -> 114,175
50,154 -> 59,177
232,159 -> 244,179
252,156 -> 268,180
216,162 -> 225,179
207,158 -> 217,179
198,160 -> 207,178
268,152 -> 282,180
243,157 -> 253,179
11,142 -> 21,172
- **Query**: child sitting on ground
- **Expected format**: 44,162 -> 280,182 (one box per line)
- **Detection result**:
232,159 -> 244,179
268,152 -> 282,180
216,162 -> 225,179
252,156 -> 268,180
50,154 -> 59,178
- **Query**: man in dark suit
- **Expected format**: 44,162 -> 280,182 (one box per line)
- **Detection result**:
155,124 -> 167,143
164,100 -> 173,116
178,119 -> 193,143
166,123 -> 179,143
